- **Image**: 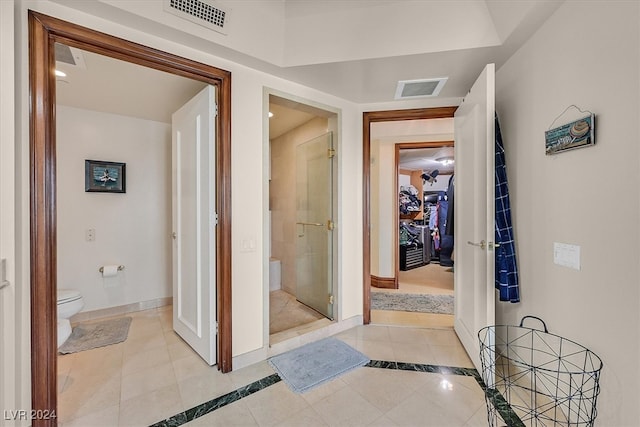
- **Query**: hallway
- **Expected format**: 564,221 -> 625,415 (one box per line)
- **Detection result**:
371,263 -> 454,328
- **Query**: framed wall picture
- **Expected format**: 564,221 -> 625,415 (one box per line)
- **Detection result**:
545,113 -> 595,155
85,160 -> 126,193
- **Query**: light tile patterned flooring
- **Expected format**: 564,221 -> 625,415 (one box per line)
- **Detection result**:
58,304 -> 490,427
270,290 -> 325,334
269,290 -> 333,345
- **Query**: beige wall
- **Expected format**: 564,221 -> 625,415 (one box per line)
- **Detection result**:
495,1 -> 639,425
270,117 -> 329,295
370,140 -> 396,277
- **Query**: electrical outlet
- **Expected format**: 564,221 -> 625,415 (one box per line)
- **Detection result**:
86,228 -> 95,242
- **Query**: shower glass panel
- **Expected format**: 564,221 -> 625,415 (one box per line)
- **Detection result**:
295,132 -> 334,319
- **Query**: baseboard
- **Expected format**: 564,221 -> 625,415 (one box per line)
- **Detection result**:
371,275 -> 397,289
70,297 -> 172,323
267,315 -> 363,358
234,315 -> 365,369
232,346 -> 268,371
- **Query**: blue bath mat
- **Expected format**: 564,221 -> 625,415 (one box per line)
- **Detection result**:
268,337 -> 369,393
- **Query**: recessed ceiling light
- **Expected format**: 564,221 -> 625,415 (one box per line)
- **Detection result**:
437,157 -> 454,166
54,69 -> 66,77
268,112 -> 274,118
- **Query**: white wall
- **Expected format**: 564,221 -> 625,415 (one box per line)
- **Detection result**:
56,106 -> 172,312
0,1 -> 29,425
421,174 -> 451,193
495,1 -> 640,425
397,171 -> 410,189
284,1 -> 500,66
372,141 -> 395,278
97,0 -> 286,67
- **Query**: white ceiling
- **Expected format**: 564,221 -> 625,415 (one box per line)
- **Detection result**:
277,0 -> 563,103
268,103 -> 315,140
52,0 -> 565,136
398,147 -> 455,175
56,46 -> 207,124
372,118 -> 455,174
269,94 -> 339,139
55,45 -> 332,139
54,0 -> 565,104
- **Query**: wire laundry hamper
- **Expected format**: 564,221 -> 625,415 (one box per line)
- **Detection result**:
478,316 -> 603,427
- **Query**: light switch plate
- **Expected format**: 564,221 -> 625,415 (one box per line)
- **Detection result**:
553,242 -> 581,270
240,238 -> 256,253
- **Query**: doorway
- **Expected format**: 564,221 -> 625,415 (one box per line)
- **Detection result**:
29,11 -> 232,423
364,64 -> 497,373
362,107 -> 457,324
267,93 -> 338,344
370,141 -> 455,327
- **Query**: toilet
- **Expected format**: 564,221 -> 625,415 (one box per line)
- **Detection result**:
57,289 -> 84,347
269,257 -> 281,291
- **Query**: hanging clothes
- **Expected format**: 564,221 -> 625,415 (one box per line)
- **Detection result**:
440,175 -> 455,267
495,114 -> 520,303
399,185 -> 422,215
445,175 -> 455,236
432,202 -> 440,251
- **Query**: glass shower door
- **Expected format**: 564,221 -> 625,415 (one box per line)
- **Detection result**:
295,132 -> 334,319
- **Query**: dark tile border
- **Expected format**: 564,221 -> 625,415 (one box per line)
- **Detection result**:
365,360 -> 480,379
149,374 -> 281,427
366,360 -> 522,426
148,361 -> 520,426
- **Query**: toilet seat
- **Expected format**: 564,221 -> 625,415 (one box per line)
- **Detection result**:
57,289 -> 82,305
56,289 -> 84,348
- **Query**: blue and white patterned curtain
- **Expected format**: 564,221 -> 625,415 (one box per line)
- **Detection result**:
495,115 -> 520,303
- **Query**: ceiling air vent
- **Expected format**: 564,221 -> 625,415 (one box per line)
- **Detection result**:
164,0 -> 230,35
395,78 -> 448,100
54,43 -> 86,69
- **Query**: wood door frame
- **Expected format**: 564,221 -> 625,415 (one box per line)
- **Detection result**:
29,11 -> 232,425
394,141 -> 454,285
362,107 -> 456,324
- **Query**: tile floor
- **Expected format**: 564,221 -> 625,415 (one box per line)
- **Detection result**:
58,305 -> 492,427
269,290 -> 333,345
269,290 -> 327,335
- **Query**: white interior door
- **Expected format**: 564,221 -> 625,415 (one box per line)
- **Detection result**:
172,86 -> 217,365
453,64 -> 496,374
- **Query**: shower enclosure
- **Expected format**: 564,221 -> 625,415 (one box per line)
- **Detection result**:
295,132 -> 334,319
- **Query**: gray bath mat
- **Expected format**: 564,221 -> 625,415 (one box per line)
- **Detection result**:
58,317 -> 132,354
268,337 -> 369,393
371,292 -> 454,314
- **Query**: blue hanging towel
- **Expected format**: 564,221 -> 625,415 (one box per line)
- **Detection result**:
495,115 -> 520,303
